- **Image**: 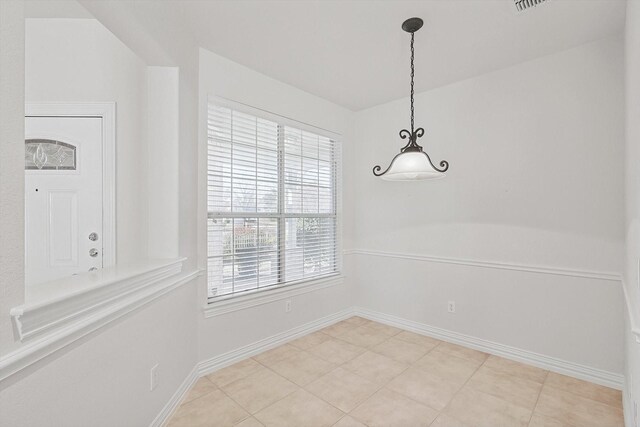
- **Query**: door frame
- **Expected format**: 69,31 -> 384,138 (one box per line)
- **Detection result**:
26,102 -> 117,267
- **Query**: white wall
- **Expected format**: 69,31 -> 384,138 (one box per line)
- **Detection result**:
351,35 -> 625,377
0,283 -> 198,427
197,48 -> 356,363
77,0 -> 203,273
0,16 -> 199,427
624,0 -> 640,424
25,18 -> 149,263
0,0 -> 26,357
147,66 -> 180,259
0,6 -> 357,427
0,5 -> 630,426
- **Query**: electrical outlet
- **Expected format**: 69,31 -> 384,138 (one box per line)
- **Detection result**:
285,300 -> 292,313
448,301 -> 456,313
150,364 -> 159,391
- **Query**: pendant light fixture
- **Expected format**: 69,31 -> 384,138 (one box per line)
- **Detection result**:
373,17 -> 449,181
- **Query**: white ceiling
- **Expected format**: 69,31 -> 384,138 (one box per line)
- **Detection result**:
31,0 -> 626,111
25,0 -> 93,19
176,0 -> 625,111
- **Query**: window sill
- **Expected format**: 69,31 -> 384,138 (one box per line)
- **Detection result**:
203,274 -> 344,318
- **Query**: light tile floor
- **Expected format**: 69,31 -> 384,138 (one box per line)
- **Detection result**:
167,317 -> 624,427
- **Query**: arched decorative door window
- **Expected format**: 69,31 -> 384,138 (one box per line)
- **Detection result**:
25,139 -> 77,170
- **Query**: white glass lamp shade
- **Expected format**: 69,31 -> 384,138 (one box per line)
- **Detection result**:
380,151 -> 445,181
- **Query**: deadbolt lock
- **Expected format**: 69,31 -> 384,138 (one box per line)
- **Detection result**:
89,232 -> 99,241
89,248 -> 99,257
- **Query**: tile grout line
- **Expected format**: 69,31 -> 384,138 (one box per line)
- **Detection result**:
210,351 -> 302,424
427,346 -> 489,425
169,377 -> 254,427
169,374 -> 222,412
314,330 -> 391,420
541,374 -> 625,411
314,321 -> 410,426
321,359 -> 383,427
249,348 -> 352,422
345,339 -> 448,423
216,379 -> 263,425
174,324 -> 437,427
170,318 -> 405,425
275,329 -> 412,425
365,336 -> 447,416
330,321 -> 400,349
527,370 -> 550,427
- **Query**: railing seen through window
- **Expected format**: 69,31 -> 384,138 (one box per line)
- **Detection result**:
207,103 -> 340,300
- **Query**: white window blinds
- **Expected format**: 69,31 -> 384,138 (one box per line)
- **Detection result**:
207,103 -> 340,300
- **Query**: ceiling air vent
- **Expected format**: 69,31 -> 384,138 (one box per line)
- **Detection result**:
514,0 -> 547,12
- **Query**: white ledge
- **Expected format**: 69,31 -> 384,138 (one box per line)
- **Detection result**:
204,274 -> 344,318
2,261 -> 203,382
11,259 -> 186,341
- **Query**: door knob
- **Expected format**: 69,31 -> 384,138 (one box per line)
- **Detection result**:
89,232 -> 99,241
89,248 -> 99,257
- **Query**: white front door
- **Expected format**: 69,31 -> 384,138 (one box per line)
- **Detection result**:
25,116 -> 103,286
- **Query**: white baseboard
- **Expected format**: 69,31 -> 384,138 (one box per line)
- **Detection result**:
150,365 -> 199,427
197,308 -> 355,376
353,306 -> 624,390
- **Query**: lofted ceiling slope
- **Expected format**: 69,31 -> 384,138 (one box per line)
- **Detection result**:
32,0 -> 626,111
177,0 -> 625,110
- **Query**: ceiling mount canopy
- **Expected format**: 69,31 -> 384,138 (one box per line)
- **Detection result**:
401,17 -> 424,33
373,17 -> 449,181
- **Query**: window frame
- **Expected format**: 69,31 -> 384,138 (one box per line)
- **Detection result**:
206,98 -> 343,304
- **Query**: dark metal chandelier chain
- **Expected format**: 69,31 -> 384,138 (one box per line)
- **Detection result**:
410,32 -> 415,135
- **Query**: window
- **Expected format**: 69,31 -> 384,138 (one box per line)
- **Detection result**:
207,103 -> 340,300
25,139 -> 77,170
